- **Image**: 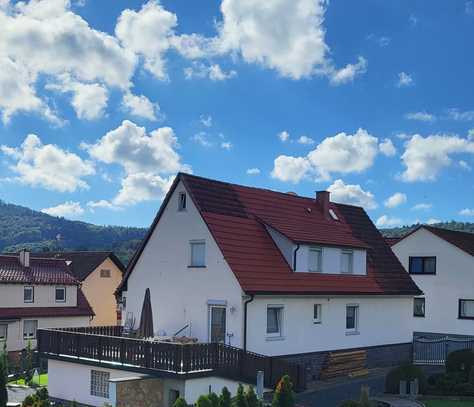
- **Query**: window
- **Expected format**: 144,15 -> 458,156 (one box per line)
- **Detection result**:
190,241 -> 206,267
266,306 -> 283,338
414,298 -> 425,317
313,304 -> 322,324
346,305 -> 359,332
0,324 -> 7,341
23,320 -> 38,340
308,247 -> 322,272
24,286 -> 34,303
55,287 -> 66,302
90,370 -> 110,398
100,269 -> 111,278
341,250 -> 354,274
178,192 -> 187,211
459,299 -> 474,320
409,257 -> 436,275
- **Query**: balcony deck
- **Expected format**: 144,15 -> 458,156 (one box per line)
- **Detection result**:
37,326 -> 305,390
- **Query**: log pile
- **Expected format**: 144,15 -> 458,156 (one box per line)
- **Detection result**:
319,350 -> 368,380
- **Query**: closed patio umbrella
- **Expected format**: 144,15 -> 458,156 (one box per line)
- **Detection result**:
138,288 -> 154,338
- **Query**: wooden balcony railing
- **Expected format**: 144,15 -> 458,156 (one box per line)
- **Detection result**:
37,328 -> 306,390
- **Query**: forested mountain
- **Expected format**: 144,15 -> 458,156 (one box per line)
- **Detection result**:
380,221 -> 474,238
0,200 -> 147,265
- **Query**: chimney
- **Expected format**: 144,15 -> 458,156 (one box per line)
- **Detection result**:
316,191 -> 330,219
19,249 -> 30,268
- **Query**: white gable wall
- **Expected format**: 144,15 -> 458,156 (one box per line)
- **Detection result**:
124,181 -> 244,346
392,228 -> 474,336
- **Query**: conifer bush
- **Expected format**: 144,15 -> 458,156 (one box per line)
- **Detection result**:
208,392 -> 220,407
233,384 -> 248,407
219,386 -> 231,407
196,395 -> 212,407
173,397 -> 188,407
245,386 -> 259,407
271,375 -> 294,407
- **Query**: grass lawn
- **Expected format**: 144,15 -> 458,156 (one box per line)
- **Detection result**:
8,373 -> 48,387
423,400 -> 474,407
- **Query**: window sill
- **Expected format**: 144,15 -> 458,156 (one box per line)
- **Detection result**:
409,272 -> 436,276
313,321 -> 322,324
187,265 -> 207,269
414,315 -> 425,318
265,336 -> 285,342
458,316 -> 474,320
345,330 -> 360,336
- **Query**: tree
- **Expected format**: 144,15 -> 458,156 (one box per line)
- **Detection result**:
173,397 -> 188,407
196,395 -> 212,407
232,384 -> 248,407
245,386 -> 259,407
0,357 -> 8,407
209,392 -> 220,407
20,341 -> 33,386
219,387 -> 231,407
271,376 -> 294,407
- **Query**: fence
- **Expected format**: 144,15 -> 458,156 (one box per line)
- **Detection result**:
413,336 -> 474,365
37,328 -> 305,390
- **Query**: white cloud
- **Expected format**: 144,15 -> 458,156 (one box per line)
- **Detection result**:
400,134 -> 474,182
297,136 -> 315,145
405,112 -> 436,122
409,14 -> 418,26
367,34 -> 390,47
412,203 -> 432,211
221,141 -> 233,150
384,192 -> 407,208
426,218 -> 441,225
1,133 -> 95,192
121,91 -> 161,121
397,72 -> 414,87
327,179 -> 377,210
192,132 -> 213,148
466,1 -> 474,16
459,160 -> 472,171
271,155 -> 311,184
278,131 -> 290,142
379,138 -> 397,157
329,57 -> 367,86
460,208 -> 474,216
200,115 -> 212,127
376,215 -> 402,227
184,62 -> 236,81
41,201 -> 84,218
246,167 -> 260,175
446,108 -> 474,121
87,199 -> 121,211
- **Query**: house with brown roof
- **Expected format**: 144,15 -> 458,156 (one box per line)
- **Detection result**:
117,173 -> 421,380
37,251 -> 125,326
390,225 -> 474,338
0,251 -> 93,358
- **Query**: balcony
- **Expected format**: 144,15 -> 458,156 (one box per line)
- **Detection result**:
37,326 -> 305,390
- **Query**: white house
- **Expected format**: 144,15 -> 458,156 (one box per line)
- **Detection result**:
390,225 -> 474,338
118,173 -> 422,380
0,251 -> 93,361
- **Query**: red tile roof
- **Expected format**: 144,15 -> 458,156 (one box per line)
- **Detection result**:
119,173 -> 421,296
0,289 -> 94,319
0,255 -> 79,285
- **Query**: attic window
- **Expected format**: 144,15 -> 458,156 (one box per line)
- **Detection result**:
178,192 -> 187,211
329,208 -> 339,221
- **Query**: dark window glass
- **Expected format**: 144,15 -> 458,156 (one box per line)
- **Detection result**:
459,300 -> 474,319
414,298 -> 425,317
346,305 -> 358,330
409,257 -> 436,274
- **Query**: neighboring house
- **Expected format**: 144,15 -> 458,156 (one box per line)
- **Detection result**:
117,173 -> 421,380
36,252 -> 125,326
390,225 -> 474,338
0,251 -> 93,359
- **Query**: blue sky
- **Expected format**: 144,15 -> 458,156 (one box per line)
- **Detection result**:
0,0 -> 474,228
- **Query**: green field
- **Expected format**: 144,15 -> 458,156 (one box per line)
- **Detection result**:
423,400 -> 474,407
9,373 -> 48,387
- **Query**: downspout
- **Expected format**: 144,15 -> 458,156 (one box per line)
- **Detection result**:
293,243 -> 300,271
243,294 -> 255,352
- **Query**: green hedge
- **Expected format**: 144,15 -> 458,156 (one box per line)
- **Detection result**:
385,364 -> 426,394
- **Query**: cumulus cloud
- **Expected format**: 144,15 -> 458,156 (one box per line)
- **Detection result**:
271,155 -> 312,184
246,167 -> 260,175
384,192 -> 407,208
446,108 -> 474,121
400,134 -> 474,182
460,208 -> 474,216
41,201 -> 84,218
412,203 -> 432,211
327,179 -> 377,210
379,138 -> 397,157
297,136 -> 315,145
184,62 -> 237,81
405,112 -> 436,122
397,72 -> 414,87
200,115 -> 212,127
86,199 -> 121,211
221,141 -> 233,150
376,215 -> 402,227
278,131 -> 290,142
328,57 -> 367,86
121,91 -> 161,121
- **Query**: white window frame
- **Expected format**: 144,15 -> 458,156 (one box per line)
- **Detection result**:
313,304 -> 322,324
0,324 -> 7,341
90,370 -> 110,398
266,305 -> 284,340
23,320 -> 38,340
55,286 -> 66,303
208,305 -> 227,343
24,286 -> 34,303
189,240 -> 206,268
308,247 -> 323,273
345,304 -> 359,335
341,249 -> 354,274
178,192 -> 187,212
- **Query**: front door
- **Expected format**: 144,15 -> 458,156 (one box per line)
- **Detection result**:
209,306 -> 226,343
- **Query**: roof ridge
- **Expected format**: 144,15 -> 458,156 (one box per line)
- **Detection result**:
424,224 -> 474,236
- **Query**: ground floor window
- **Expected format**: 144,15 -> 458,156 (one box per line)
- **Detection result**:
459,299 -> 474,319
267,305 -> 284,338
0,324 -> 7,341
23,320 -> 38,340
346,304 -> 359,333
313,304 -> 322,324
414,297 -> 426,317
90,370 -> 110,398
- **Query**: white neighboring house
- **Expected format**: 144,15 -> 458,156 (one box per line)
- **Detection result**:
118,173 -> 422,380
0,251 -> 93,359
390,225 -> 474,338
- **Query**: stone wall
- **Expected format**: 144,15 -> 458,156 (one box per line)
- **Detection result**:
114,377 -> 165,407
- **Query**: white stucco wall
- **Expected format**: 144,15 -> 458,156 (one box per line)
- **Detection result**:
0,284 -> 77,308
246,296 -> 413,356
1,316 -> 90,352
392,228 -> 474,336
124,181 -> 244,347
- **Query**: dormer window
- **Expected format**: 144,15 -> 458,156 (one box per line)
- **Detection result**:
308,247 -> 322,272
341,249 -> 354,274
329,208 -> 339,221
178,192 -> 187,211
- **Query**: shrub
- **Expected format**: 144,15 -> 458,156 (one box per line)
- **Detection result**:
219,387 -> 231,407
245,386 -> 259,407
173,397 -> 188,407
197,395 -> 212,407
338,401 -> 360,407
385,363 -> 426,394
233,384 -> 248,407
272,375 -> 294,407
446,349 -> 474,377
359,385 -> 370,407
453,382 -> 474,396
209,393 -> 220,407
0,357 -> 7,407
